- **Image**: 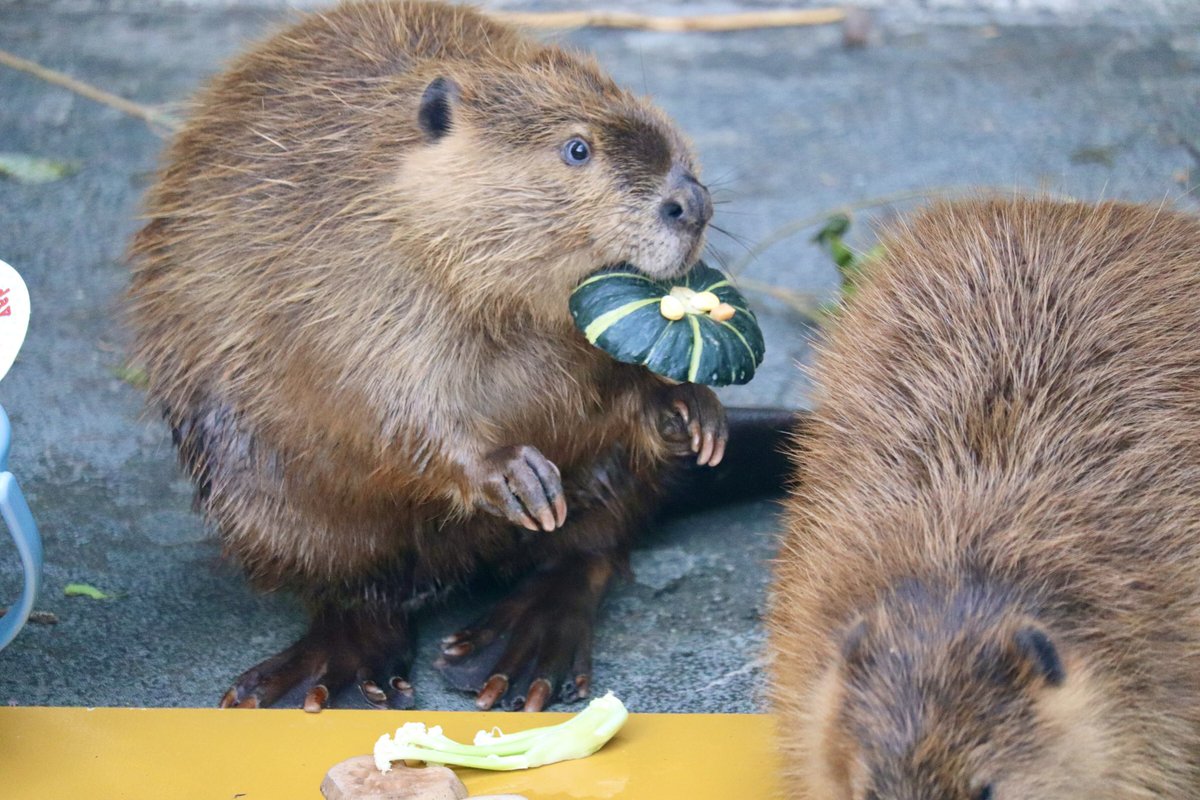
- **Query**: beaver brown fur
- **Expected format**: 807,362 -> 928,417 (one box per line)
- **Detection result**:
769,198 -> 1200,798
128,0 -> 792,712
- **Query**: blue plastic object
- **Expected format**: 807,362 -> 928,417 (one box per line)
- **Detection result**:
0,404 -> 42,650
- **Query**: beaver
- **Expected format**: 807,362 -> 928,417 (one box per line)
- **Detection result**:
128,0 -> 793,713
769,198 -> 1200,798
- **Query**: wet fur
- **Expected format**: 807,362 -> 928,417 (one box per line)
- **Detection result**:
769,198 -> 1200,798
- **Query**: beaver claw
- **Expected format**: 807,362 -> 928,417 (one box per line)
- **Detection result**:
476,445 -> 567,532
659,383 -> 728,466
435,626 -> 592,712
218,607 -> 414,711
434,556 -> 609,711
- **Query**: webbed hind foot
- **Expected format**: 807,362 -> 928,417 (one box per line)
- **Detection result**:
219,603 -> 414,712
434,552 -> 614,712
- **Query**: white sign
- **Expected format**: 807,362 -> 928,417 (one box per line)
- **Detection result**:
0,259 -> 30,383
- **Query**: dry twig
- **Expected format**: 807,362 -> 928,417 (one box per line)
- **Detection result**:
0,609 -> 59,625
731,185 -> 1080,274
735,277 -> 822,321
494,7 -> 846,32
728,186 -> 1079,321
0,47 -> 180,132
729,188 -> 969,274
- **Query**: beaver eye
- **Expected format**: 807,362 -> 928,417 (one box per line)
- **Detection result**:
562,137 -> 591,166
974,784 -> 994,800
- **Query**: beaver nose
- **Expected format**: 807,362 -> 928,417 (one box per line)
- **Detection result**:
660,174 -> 713,231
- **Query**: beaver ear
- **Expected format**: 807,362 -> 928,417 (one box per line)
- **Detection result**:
1014,626 -> 1066,687
419,77 -> 459,141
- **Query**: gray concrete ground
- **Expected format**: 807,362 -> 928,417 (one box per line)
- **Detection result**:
0,0 -> 1197,712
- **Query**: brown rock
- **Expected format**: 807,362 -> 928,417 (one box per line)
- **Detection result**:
320,756 -> 468,800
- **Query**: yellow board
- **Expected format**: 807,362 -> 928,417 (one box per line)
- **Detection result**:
0,707 -> 784,799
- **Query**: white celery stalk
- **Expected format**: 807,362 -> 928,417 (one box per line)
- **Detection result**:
373,692 -> 628,772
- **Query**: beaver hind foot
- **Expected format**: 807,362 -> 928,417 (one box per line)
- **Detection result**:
435,552 -> 613,712
219,604 -> 415,712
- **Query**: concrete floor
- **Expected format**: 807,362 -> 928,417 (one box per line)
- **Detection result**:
0,0 -> 1197,712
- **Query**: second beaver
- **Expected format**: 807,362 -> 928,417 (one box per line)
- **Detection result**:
770,198 -> 1200,798
129,0 -> 793,712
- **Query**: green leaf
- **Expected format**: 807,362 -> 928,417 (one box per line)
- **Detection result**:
0,152 -> 79,184
829,239 -> 856,270
64,582 -> 112,600
813,214 -> 886,301
1069,145 -> 1116,168
109,363 -> 149,389
813,214 -> 859,274
811,213 -> 851,246
861,244 -> 886,264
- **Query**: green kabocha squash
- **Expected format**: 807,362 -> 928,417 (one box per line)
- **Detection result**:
569,262 -> 765,386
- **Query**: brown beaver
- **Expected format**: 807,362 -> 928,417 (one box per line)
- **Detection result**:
769,198 -> 1200,798
128,0 -> 792,712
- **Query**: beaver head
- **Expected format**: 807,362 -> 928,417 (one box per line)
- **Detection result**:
804,581 -> 1119,800
392,46 -> 711,317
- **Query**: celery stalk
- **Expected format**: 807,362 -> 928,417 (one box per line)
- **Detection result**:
374,692 -> 628,772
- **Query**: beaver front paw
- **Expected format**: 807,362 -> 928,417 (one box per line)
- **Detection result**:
658,383 -> 728,466
474,445 -> 567,532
